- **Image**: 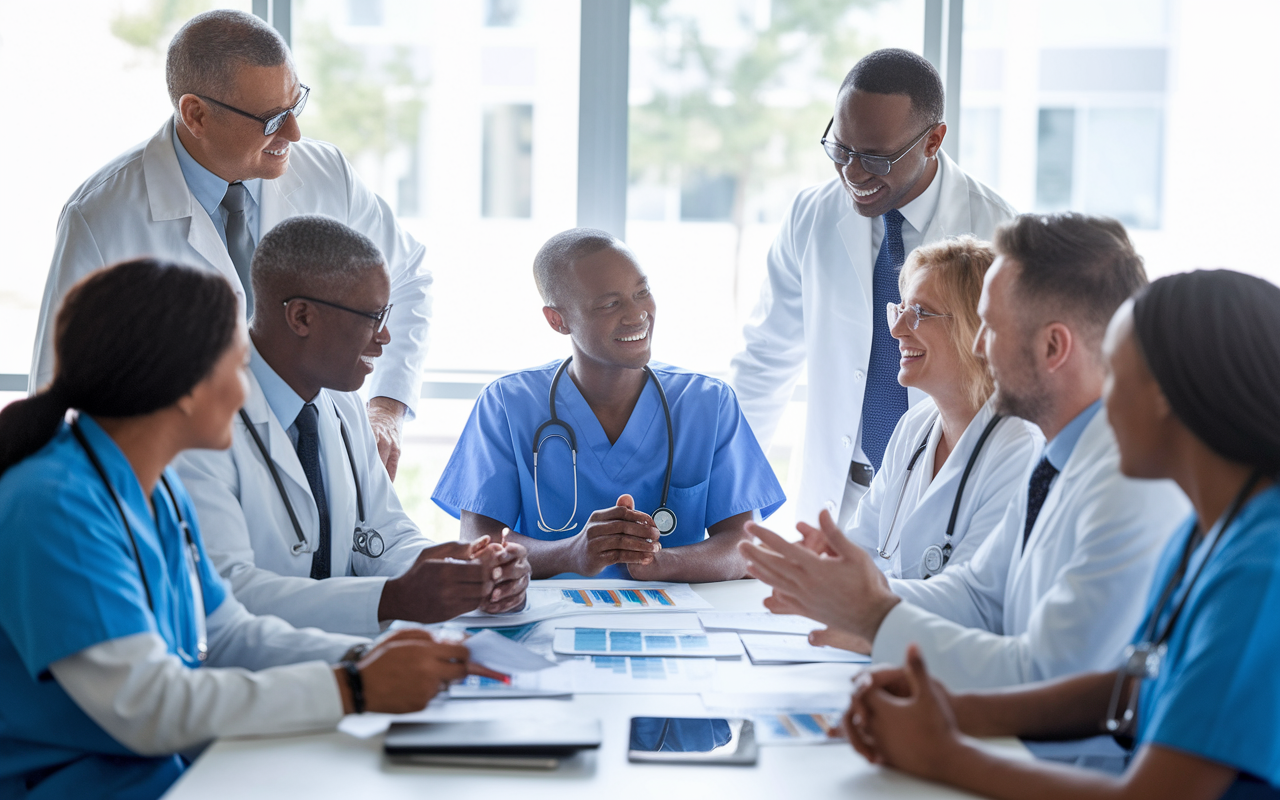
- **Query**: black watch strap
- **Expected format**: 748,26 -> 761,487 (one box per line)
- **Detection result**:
340,660 -> 365,714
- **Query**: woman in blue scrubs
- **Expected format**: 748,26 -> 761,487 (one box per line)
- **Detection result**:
0,260 -> 485,799
434,228 -> 785,580
840,269 -> 1280,799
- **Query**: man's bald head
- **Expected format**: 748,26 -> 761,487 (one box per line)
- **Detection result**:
166,10 -> 291,109
251,215 -> 386,314
533,228 -> 636,308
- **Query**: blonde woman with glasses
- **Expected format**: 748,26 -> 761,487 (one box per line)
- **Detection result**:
840,236 -> 1038,580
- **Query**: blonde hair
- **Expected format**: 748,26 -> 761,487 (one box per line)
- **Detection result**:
898,235 -> 996,410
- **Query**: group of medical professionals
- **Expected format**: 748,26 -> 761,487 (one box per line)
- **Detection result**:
0,8 -> 1276,800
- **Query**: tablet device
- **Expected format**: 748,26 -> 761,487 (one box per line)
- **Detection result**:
627,717 -> 758,765
385,718 -> 602,765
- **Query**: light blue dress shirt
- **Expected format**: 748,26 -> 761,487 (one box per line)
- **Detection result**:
247,340 -> 328,499
1043,399 -> 1102,472
171,128 -> 263,249
433,361 -> 786,579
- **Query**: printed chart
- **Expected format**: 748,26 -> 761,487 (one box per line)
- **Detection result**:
553,627 -> 745,658
461,583 -> 712,627
753,712 -> 846,746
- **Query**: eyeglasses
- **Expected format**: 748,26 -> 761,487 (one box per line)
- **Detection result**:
821,119 -> 938,176
197,84 -> 310,136
284,296 -> 393,332
887,302 -> 951,330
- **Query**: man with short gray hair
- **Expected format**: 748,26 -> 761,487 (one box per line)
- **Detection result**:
31,9 -> 428,478
176,216 -> 530,636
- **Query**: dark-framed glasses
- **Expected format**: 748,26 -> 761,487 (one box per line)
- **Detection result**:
887,302 -> 951,330
821,118 -> 938,176
198,84 -> 310,136
284,296 -> 393,332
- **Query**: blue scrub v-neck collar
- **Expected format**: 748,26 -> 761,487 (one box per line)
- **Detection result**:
557,369 -> 664,481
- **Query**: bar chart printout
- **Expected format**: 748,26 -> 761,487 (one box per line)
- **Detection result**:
462,583 -> 711,627
561,588 -> 677,608
553,627 -> 745,658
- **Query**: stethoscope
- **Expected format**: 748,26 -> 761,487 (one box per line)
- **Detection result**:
877,413 -> 1004,577
1105,468 -> 1263,737
533,356 -> 677,536
71,419 -> 208,666
239,406 -> 385,560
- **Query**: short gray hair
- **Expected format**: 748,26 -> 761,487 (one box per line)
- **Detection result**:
251,216 -> 386,303
533,228 -> 628,306
166,10 -> 291,108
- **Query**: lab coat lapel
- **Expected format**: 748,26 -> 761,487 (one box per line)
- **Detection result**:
912,401 -> 997,510
316,393 -> 355,577
920,151 -> 975,245
259,162 -> 304,236
241,373 -> 318,531
834,207 -> 873,315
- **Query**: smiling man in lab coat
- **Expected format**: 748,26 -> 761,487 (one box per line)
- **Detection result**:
175,215 -> 530,636
30,9 -> 427,478
731,48 -> 1016,526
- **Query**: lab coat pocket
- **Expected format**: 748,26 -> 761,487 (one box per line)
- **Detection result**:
664,479 -> 711,546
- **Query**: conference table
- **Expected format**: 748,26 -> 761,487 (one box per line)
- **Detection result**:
164,579 -> 1027,799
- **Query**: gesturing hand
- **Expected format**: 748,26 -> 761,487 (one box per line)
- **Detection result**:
345,629 -> 468,714
843,644 -> 964,781
571,494 -> 661,576
738,509 -> 900,644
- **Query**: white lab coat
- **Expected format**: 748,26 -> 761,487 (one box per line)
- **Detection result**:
871,410 -> 1191,691
730,151 -> 1016,524
174,371 -> 430,636
30,119 -> 432,413
847,397 -> 1040,580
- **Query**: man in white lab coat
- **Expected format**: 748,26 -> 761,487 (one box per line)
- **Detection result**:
176,216 -> 531,636
743,213 -> 1190,694
30,9 -> 425,477
730,48 -> 1016,526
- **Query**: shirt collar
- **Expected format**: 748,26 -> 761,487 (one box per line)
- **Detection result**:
171,125 -> 262,218
248,338 -> 308,430
896,158 -> 942,235
1044,399 -> 1102,471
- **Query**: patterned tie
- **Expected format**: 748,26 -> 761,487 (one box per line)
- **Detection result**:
1023,457 -> 1059,551
294,403 -> 331,580
220,182 -> 255,318
859,208 -> 910,472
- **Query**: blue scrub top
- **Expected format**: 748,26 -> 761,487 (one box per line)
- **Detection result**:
433,361 -> 786,578
0,416 -> 227,800
1134,485 -> 1280,796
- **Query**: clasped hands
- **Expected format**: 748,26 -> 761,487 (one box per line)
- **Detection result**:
737,509 -> 902,653
570,493 -> 665,578
380,534 -> 531,623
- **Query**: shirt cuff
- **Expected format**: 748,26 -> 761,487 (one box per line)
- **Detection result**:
871,600 -> 932,667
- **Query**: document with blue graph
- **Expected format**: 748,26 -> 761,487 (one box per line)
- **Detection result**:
461,581 -> 712,627
552,627 -> 745,658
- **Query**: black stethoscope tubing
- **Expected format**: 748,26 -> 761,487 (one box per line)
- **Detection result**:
534,356 -> 677,535
876,412 -> 1004,572
71,418 -> 207,664
238,406 -> 379,557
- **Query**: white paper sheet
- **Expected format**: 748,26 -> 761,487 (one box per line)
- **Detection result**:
552,627 -> 744,658
464,629 -> 558,673
461,583 -> 712,627
739,634 -> 871,665
557,655 -> 718,694
696,611 -> 822,635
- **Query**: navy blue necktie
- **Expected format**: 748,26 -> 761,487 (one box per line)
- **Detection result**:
294,403 -> 331,580
1023,457 -> 1059,552
859,208 -> 910,472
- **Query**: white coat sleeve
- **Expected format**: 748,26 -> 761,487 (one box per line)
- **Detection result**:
30,202 -> 108,393
728,198 -> 807,451
49,605 -> 348,756
174,447 -> 389,636
203,591 -> 366,670
340,152 -> 431,418
874,478 -> 1187,691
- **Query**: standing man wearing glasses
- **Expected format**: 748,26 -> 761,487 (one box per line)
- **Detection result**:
30,9 -> 427,478
176,216 -> 531,636
730,48 -> 1015,527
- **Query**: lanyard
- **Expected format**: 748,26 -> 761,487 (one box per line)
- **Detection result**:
71,419 -> 207,665
238,406 -> 366,553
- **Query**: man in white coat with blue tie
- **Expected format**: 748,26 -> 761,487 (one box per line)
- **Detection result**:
730,48 -> 1016,526
176,216 -> 531,636
30,9 -> 423,478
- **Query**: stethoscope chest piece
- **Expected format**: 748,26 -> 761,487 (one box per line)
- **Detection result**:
653,506 -> 677,536
920,542 -> 950,577
353,527 -> 385,558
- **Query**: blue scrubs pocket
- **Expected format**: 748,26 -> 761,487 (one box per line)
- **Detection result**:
663,480 -> 710,548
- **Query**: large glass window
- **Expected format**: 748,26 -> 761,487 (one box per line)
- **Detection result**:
627,0 -> 925,531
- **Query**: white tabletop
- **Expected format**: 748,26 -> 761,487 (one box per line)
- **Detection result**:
164,580 -> 1025,799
